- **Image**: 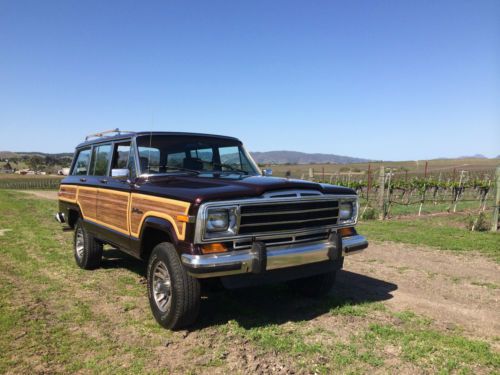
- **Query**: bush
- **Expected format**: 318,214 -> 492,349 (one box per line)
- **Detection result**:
466,212 -> 490,232
361,207 -> 377,220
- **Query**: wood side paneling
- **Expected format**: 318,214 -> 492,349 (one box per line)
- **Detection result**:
59,185 -> 77,202
58,185 -> 190,241
78,188 -> 97,220
98,190 -> 129,233
130,194 -> 190,240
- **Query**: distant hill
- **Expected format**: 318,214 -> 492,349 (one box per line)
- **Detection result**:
458,154 -> 488,159
0,151 -> 73,159
250,150 -> 370,165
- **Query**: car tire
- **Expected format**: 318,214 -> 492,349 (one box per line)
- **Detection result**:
73,218 -> 103,270
147,242 -> 201,330
287,270 -> 337,298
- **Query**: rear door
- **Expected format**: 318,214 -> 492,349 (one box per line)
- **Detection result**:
95,141 -> 135,249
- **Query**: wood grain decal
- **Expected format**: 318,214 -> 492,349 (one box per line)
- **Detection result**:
97,189 -> 130,234
58,185 -> 190,240
130,194 -> 190,240
58,185 -> 77,203
77,187 -> 98,220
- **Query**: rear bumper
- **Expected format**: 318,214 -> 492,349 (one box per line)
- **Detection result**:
54,212 -> 66,224
181,234 -> 368,278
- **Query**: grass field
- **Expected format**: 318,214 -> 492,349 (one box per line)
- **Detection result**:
0,190 -> 499,374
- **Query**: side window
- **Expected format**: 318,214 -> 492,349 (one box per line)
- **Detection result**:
127,142 -> 137,178
111,143 -> 131,170
90,144 -> 112,176
71,148 -> 91,175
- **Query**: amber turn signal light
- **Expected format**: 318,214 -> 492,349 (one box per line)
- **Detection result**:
339,227 -> 355,237
176,214 -> 191,223
201,243 -> 228,254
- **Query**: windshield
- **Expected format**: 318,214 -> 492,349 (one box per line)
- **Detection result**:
136,135 -> 260,176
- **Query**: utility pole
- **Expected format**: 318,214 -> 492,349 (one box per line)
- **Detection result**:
491,166 -> 500,232
378,166 -> 385,220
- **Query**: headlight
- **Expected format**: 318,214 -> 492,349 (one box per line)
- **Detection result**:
204,206 -> 238,238
339,202 -> 353,220
207,210 -> 229,232
339,200 -> 357,224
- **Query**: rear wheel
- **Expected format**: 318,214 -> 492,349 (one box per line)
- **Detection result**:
287,270 -> 337,297
73,219 -> 103,270
147,242 -> 200,330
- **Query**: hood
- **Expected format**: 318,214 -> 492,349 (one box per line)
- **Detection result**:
133,174 -> 356,204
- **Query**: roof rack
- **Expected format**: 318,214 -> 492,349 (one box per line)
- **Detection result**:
85,128 -> 136,141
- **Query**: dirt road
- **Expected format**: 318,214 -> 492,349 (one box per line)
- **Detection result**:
341,243 -> 500,341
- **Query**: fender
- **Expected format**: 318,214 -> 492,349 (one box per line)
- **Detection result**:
140,216 -> 178,241
136,216 -> 181,258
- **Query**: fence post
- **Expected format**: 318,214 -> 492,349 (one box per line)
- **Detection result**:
491,166 -> 500,232
378,166 -> 385,220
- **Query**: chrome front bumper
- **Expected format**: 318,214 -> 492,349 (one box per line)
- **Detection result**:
181,234 -> 368,278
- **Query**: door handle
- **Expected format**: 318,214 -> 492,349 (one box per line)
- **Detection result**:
79,178 -> 86,182
100,179 -> 108,184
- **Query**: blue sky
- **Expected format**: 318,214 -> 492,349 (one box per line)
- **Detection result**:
1,0 -> 499,160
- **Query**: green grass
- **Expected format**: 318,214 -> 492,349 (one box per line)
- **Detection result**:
358,214 -> 500,262
0,189 -> 499,374
219,307 -> 499,374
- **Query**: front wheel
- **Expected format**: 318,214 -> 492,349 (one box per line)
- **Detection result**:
147,242 -> 201,330
286,270 -> 337,298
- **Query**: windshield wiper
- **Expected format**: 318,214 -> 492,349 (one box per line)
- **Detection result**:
163,165 -> 201,174
211,163 -> 249,174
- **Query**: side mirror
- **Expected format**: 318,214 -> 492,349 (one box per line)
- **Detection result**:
111,168 -> 130,179
262,169 -> 273,176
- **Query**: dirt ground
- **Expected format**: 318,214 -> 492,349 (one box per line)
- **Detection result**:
341,242 -> 500,342
16,190 -> 58,200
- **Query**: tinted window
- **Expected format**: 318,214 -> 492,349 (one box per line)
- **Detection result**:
71,148 -> 91,175
90,144 -> 112,176
111,143 -> 130,170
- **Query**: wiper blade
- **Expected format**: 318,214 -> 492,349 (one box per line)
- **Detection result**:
211,163 -> 249,174
164,165 -> 201,174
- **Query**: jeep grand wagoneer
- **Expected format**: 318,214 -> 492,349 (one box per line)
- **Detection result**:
56,129 -> 368,329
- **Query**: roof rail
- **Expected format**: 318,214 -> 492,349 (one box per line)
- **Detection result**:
85,128 -> 136,141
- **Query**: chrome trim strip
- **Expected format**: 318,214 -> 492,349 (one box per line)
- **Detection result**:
239,215 -> 339,227
241,206 -> 338,217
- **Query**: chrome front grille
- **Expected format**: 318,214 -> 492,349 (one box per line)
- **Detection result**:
233,231 -> 330,250
238,199 -> 339,235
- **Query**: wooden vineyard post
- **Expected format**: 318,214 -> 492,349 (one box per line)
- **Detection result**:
378,166 -> 385,220
367,163 -> 372,201
491,166 -> 500,232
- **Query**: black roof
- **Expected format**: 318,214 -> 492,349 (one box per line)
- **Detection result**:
76,131 -> 241,149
